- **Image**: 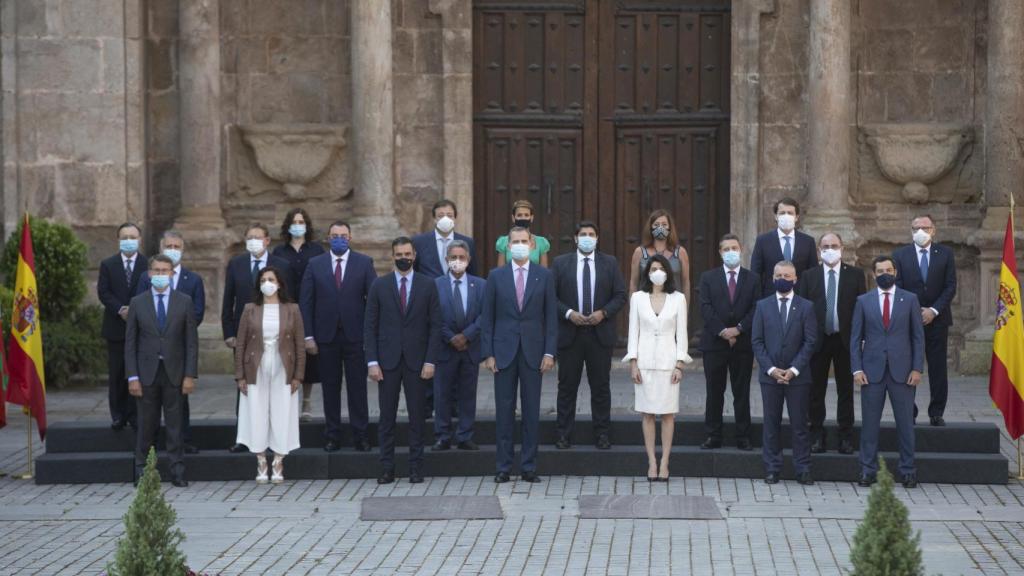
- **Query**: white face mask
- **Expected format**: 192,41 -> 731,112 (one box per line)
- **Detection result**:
448,259 -> 467,274
820,249 -> 841,265
436,216 -> 455,234
649,269 -> 668,286
912,229 -> 931,247
777,214 -> 796,232
246,238 -> 265,256
260,281 -> 278,296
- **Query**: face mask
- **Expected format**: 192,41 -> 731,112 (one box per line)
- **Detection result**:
509,243 -> 530,262
514,218 -> 532,229
395,258 -> 413,272
777,214 -> 796,231
120,238 -> 139,254
162,248 -> 182,265
577,236 -> 597,254
246,238 -> 265,256
820,249 -> 841,265
651,226 -> 669,240
721,250 -> 741,268
330,237 -> 349,255
260,281 -> 279,296
289,224 -> 307,238
773,278 -> 795,293
150,274 -> 171,290
448,259 -> 467,274
875,273 -> 896,290
912,229 -> 931,247
649,269 -> 667,286
436,216 -> 455,234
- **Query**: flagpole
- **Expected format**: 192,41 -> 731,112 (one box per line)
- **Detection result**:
1017,438 -> 1023,481
13,408 -> 33,480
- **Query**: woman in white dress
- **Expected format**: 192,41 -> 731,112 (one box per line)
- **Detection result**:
235,267 -> 306,483
623,254 -> 693,481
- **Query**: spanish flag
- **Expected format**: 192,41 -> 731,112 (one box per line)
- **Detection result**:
6,214 -> 46,440
990,208 -> 1024,440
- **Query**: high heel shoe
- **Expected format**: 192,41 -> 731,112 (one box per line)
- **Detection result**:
271,454 -> 285,484
256,454 -> 269,484
657,464 -> 670,482
646,463 -> 658,482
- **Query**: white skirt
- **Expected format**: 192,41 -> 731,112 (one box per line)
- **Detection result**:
634,369 -> 679,415
236,344 -> 301,454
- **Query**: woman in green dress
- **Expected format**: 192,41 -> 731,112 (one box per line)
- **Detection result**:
495,199 -> 551,267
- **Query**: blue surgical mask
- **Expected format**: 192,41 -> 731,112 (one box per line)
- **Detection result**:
577,236 -> 597,254
875,273 -> 896,290
162,248 -> 182,265
773,278 -> 795,294
330,237 -> 349,255
120,238 -> 139,254
509,243 -> 530,262
722,250 -> 741,268
150,274 -> 171,290
289,224 -> 307,238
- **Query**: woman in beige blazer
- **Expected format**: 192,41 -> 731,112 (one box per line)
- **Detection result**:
235,266 -> 306,483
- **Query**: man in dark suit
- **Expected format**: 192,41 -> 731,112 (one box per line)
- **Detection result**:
481,226 -> 558,484
98,222 -> 148,431
300,221 -> 377,452
750,197 -> 817,296
851,256 -> 925,488
125,254 -> 198,487
698,233 -> 759,451
365,237 -> 442,484
751,260 -> 818,485
795,232 -> 866,454
432,239 -> 485,451
552,221 -> 626,450
137,230 -> 206,454
893,214 -> 957,426
221,223 -> 289,452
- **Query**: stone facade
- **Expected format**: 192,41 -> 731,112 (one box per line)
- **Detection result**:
2,0 -> 1022,374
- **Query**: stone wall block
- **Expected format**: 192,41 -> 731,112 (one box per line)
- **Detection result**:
761,124 -> 807,189
393,73 -> 442,124
884,73 -> 933,122
268,36 -> 331,75
396,124 -> 443,189
442,28 -> 471,74
759,72 -> 806,125
29,93 -> 125,162
102,38 -> 127,92
326,74 -> 353,123
55,162 -> 125,222
17,39 -> 102,91
913,26 -> 969,72
415,29 -> 442,74
393,28 -> 415,74
148,91 -> 180,160
325,0 -> 351,37
20,165 -> 56,216
221,37 -> 268,75
60,0 -> 124,38
146,38 -> 176,91
10,0 -> 48,36
248,73 -> 324,123
248,0 -> 325,36
148,0 -> 179,38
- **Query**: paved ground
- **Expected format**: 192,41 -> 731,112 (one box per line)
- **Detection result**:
1,364 -> 1022,575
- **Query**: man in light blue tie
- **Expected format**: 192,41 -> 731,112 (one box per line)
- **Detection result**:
749,198 -> 818,296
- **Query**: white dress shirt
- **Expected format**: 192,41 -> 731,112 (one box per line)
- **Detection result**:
566,251 -> 597,318
767,290 -> 800,378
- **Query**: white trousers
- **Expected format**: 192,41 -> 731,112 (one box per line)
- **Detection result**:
236,346 -> 300,454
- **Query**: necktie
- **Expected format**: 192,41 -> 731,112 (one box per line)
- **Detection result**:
582,257 -> 593,315
779,297 -> 789,331
919,249 -> 929,282
334,258 -> 343,290
882,292 -> 891,329
728,271 -> 736,303
453,279 -> 466,329
826,269 -> 837,334
251,259 -> 261,284
783,236 -> 792,261
515,267 -> 526,311
399,276 -> 408,315
157,293 -> 167,332
125,259 -> 133,286
441,238 -> 450,273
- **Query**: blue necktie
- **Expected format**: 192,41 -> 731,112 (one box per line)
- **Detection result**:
919,249 -> 929,282
779,297 -> 789,331
783,236 -> 792,261
825,270 -> 837,334
453,279 -> 466,330
157,293 -> 167,332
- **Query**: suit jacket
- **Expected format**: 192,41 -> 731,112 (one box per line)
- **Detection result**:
221,252 -> 290,339
623,291 -> 693,370
850,288 -> 925,383
233,302 -> 306,385
137,266 -> 206,324
893,243 -> 957,327
480,263 -> 558,370
795,262 -> 867,352
750,230 -> 818,296
698,266 -> 759,353
411,231 -> 478,278
751,293 -> 818,386
98,252 -> 149,341
435,273 -> 486,364
552,251 -> 627,349
125,289 -> 198,387
299,250 -> 377,344
364,272 -> 443,372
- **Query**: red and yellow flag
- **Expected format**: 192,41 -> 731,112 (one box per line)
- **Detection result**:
6,214 -> 46,440
990,209 -> 1024,440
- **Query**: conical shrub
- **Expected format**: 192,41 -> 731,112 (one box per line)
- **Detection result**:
850,456 -> 924,576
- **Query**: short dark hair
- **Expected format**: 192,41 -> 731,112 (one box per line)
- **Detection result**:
911,214 -> 935,226
149,254 -> 174,269
638,254 -> 677,294
508,226 -> 531,239
773,197 -> 801,215
575,220 -> 599,235
872,255 -> 896,271
432,199 -> 458,218
818,232 -> 843,246
280,208 -> 314,242
117,222 -> 141,236
245,223 -> 270,238
391,236 -> 414,251
254,266 -> 292,305
328,220 -> 351,235
719,233 -> 741,248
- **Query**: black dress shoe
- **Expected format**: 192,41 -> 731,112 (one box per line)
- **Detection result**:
323,440 -> 341,452
171,477 -> 188,488
595,435 -> 611,450
929,416 -> 946,427
456,440 -> 479,451
764,472 -> 780,484
184,444 -> 199,455
554,437 -> 572,450
377,470 -> 395,484
901,474 -> 918,488
796,471 -> 814,485
353,438 -> 372,452
111,419 -> 126,431
520,471 -> 542,483
700,438 -> 722,450
228,443 -> 248,453
408,471 -> 424,484
838,439 -> 854,455
810,437 -> 827,454
494,472 -> 510,483
736,438 -> 753,451
858,474 -> 877,487
432,440 -> 451,451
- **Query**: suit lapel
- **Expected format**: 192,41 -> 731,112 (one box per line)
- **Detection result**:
781,296 -> 795,338
572,256 -> 581,310
522,266 -> 541,310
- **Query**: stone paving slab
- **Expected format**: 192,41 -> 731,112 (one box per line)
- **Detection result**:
578,495 -> 723,519
360,495 -> 504,521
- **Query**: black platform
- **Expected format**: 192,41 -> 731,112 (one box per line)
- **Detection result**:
36,416 -> 1009,484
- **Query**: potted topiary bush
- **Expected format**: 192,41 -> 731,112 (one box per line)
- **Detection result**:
849,456 -> 924,575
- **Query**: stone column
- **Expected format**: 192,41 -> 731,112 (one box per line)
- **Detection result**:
801,0 -> 859,249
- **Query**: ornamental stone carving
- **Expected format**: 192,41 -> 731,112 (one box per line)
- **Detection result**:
861,124 -> 974,204
240,124 -> 349,200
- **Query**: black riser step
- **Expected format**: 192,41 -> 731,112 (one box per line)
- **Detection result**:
45,417 -> 1002,454
35,446 -> 1007,485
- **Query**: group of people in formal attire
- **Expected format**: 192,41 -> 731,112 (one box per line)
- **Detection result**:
100,195 -> 955,489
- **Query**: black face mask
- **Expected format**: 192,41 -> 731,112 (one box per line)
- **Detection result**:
514,218 -> 532,229
395,258 -> 413,272
875,273 -> 896,290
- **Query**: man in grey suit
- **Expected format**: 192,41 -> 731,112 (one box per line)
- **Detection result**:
851,255 -> 925,489
126,254 -> 199,487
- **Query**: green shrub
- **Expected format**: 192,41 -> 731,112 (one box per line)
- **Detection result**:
850,457 -> 924,575
1,215 -> 88,320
